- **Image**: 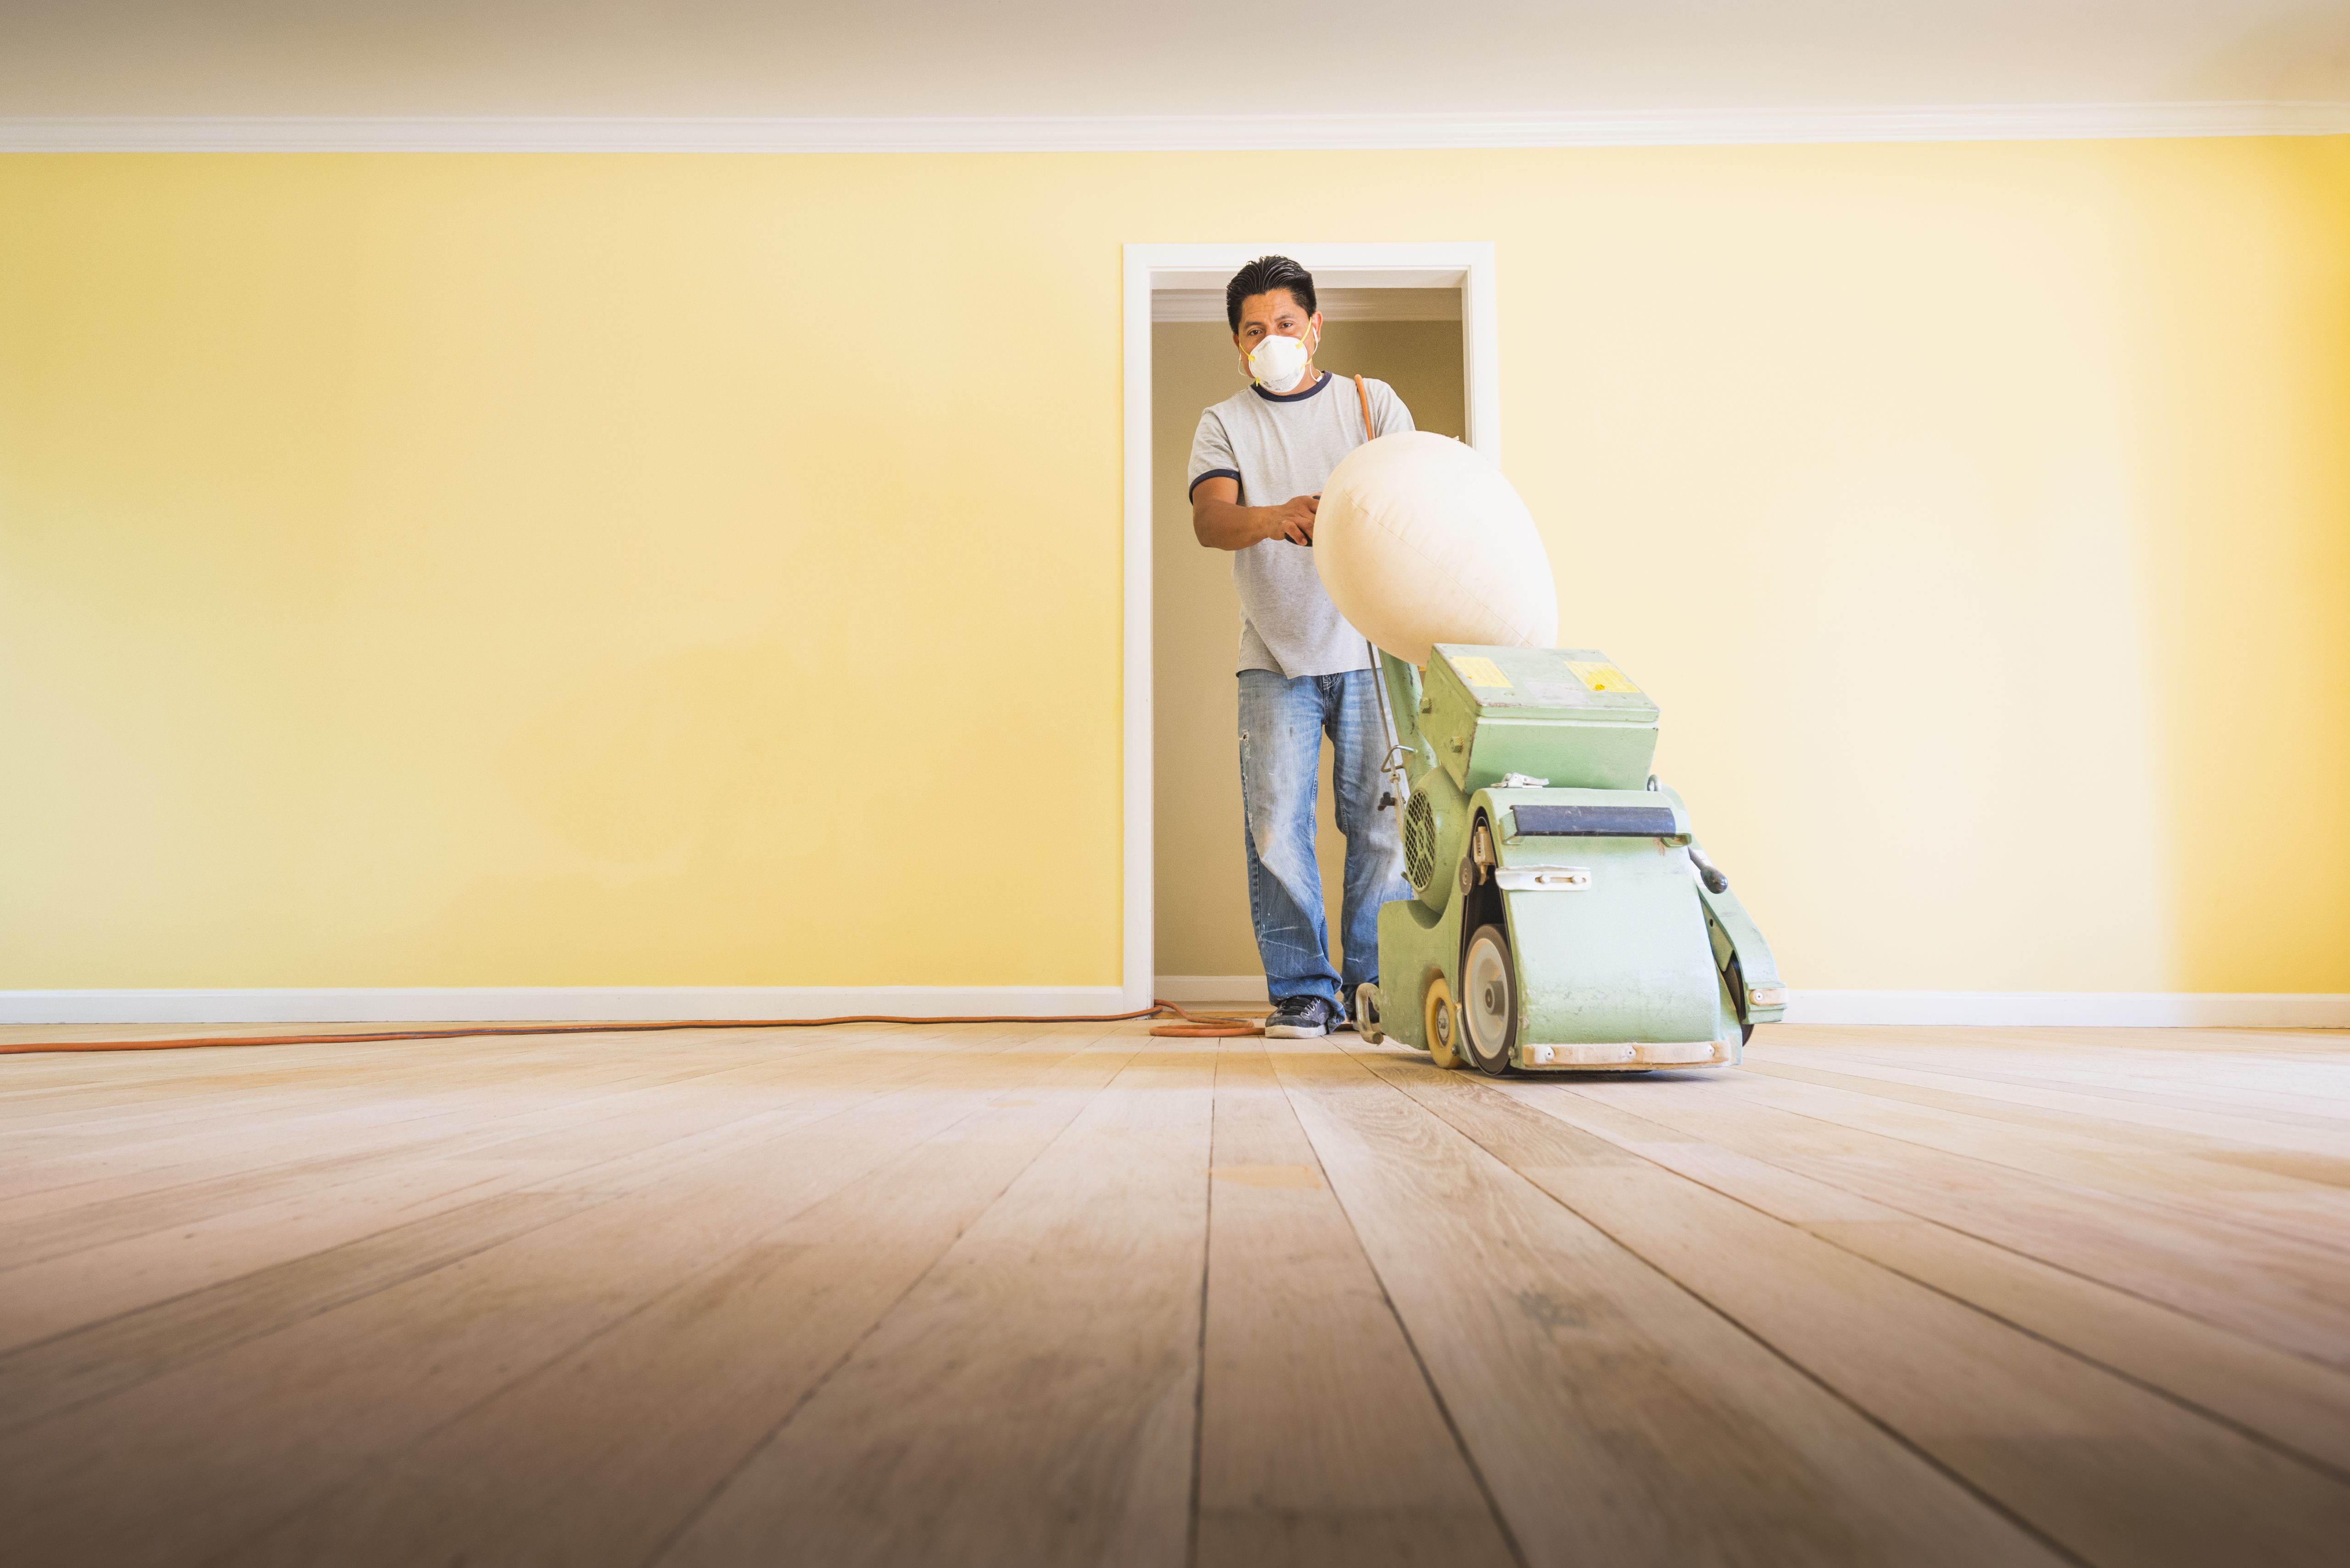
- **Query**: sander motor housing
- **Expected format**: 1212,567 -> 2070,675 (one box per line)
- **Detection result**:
1360,644 -> 1785,1072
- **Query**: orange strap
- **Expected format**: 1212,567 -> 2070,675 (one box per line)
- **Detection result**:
1354,373 -> 1376,440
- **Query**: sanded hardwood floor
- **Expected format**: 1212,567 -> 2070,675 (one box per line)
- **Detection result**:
1,1019 -> 2345,1566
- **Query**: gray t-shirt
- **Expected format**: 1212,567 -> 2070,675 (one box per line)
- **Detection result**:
1188,372 -> 1415,677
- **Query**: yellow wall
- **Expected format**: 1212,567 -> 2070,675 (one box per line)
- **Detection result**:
3,140 -> 2345,993
1153,318 -> 1465,980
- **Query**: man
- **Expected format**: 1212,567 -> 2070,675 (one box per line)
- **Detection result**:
1189,256 -> 1412,1039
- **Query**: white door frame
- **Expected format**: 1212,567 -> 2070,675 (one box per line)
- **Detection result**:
1119,241 -> 1501,1010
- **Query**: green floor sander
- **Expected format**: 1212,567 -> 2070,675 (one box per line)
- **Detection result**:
1355,643 -> 1785,1072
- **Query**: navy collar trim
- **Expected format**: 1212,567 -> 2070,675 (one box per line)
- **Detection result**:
1250,371 -> 1332,404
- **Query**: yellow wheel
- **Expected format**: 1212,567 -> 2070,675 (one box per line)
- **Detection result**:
1423,976 -> 1463,1070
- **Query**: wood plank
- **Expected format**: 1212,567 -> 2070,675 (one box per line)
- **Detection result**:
0,1034 -> 1034,1349
0,1188 -> 604,1434
1272,1041 -> 2062,1567
0,1024 -> 1023,1247
1352,1053 -> 2350,1566
1196,1038 -> 1514,1568
0,1026 -> 926,1182
1763,1029 -> 2350,1118
0,1041 -> 757,1197
1714,1069 -> 2350,1323
1569,1071 -> 2350,1368
1763,1040 -> 2350,1130
224,1038 -> 1140,1568
1719,1064 -> 2350,1216
1740,1047 -> 2350,1219
1485,1086 -> 2350,1476
1807,1218 -> 2350,1480
1737,1057 -> 2350,1211
658,1044 -> 1216,1568
0,1030 -> 1122,1567
0,1035 -> 689,1142
1486,1085 -> 2350,1477
0,1155 -> 571,1355
0,1029 -> 883,1185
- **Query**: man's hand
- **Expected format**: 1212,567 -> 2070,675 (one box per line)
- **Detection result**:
1192,477 -> 1322,550
1266,494 -> 1318,546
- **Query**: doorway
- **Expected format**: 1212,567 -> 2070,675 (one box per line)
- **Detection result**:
1120,244 -> 1499,1007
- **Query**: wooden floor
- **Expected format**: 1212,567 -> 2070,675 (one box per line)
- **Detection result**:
2,1019 -> 2347,1567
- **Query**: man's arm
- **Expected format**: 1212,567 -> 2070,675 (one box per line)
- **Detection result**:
1192,476 -> 1318,550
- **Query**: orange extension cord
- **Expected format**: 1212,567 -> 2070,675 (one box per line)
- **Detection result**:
0,1000 -> 1265,1058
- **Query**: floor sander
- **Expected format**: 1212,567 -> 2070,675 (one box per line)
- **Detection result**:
1314,426 -> 1784,1073
1352,642 -> 1784,1072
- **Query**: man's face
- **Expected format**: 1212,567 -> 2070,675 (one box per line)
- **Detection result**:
1233,288 -> 1321,372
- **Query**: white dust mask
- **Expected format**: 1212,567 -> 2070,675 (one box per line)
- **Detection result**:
1246,329 -> 1315,393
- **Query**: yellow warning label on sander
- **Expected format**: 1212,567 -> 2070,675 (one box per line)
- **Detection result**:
1567,661 -> 1639,693
1450,655 -> 1513,689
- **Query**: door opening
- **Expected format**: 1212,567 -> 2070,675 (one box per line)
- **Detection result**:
1120,244 -> 1500,1009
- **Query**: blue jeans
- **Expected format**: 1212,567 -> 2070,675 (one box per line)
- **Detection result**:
1237,668 -> 1410,1007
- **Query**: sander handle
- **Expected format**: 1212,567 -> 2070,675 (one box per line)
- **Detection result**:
1369,645 -> 1422,811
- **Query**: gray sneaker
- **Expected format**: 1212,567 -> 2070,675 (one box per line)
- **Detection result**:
1264,995 -> 1342,1038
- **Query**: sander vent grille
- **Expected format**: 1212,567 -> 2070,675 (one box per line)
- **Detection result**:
1403,791 -> 1438,891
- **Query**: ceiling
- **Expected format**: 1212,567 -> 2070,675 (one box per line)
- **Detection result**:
3,0 -> 2346,120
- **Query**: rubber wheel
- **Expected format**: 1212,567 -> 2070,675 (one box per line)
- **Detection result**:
1422,977 -> 1462,1070
1460,924 -> 1517,1077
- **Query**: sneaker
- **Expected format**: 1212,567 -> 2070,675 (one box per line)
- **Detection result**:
1264,995 -> 1342,1039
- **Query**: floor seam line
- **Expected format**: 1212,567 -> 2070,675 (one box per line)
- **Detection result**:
1289,1040 -> 1532,1568
1186,1041 -> 1219,1568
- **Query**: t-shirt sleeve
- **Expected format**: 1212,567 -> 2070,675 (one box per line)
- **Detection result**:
1371,378 -> 1416,437
1188,410 -> 1241,501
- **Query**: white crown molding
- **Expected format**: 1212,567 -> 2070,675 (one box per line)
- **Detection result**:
3,102 -> 2347,154
0,987 -> 1130,1026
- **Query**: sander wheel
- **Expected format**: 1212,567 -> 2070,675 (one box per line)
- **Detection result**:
1422,977 -> 1462,1070
1461,924 -> 1518,1077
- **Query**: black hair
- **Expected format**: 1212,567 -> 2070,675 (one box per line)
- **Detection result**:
1225,256 -> 1318,333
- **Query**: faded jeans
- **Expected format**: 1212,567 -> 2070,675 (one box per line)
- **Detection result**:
1237,668 -> 1410,1008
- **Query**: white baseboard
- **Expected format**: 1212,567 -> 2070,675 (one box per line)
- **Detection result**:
0,987 -> 1130,1026
1785,991 -> 2350,1028
1154,976 -> 1273,1004
1155,979 -> 2350,1028
7,985 -> 2340,1030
